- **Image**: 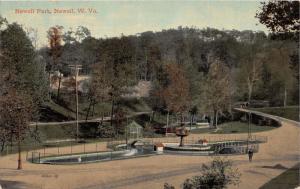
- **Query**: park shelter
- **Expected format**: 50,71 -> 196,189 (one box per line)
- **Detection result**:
126,121 -> 143,139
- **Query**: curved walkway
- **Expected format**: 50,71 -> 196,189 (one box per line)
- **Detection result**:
0,110 -> 299,189
29,111 -> 151,126
234,107 -> 299,126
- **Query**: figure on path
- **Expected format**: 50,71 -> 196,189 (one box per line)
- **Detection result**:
248,148 -> 254,162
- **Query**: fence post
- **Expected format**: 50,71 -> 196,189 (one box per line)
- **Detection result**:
84,143 -> 86,154
39,152 -> 41,163
57,146 -> 59,155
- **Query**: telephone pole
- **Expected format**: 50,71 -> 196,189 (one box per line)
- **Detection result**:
75,64 -> 79,141
69,64 -> 82,141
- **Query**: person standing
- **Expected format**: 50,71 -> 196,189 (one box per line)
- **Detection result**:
248,149 -> 254,162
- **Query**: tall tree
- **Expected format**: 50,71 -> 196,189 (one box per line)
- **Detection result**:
205,59 -> 231,127
183,62 -> 205,123
87,63 -> 111,120
47,26 -> 63,100
263,42 -> 295,106
256,1 -> 299,41
0,20 -> 46,166
163,63 -> 190,126
0,90 -> 33,169
96,36 -> 136,132
81,36 -> 98,74
256,1 -> 299,105
149,62 -> 169,121
1,22 -> 47,107
237,43 -> 264,105
63,26 -> 91,44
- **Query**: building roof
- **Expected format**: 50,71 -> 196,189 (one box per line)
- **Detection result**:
126,121 -> 143,129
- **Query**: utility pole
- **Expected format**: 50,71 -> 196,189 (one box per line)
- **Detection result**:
126,116 -> 128,148
17,120 -> 22,170
166,110 -> 169,136
69,64 -> 82,141
16,107 -> 22,170
75,64 -> 79,141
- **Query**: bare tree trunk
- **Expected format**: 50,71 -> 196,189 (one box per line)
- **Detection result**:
92,102 -> 95,117
247,79 -> 253,106
180,113 -> 184,126
145,49 -> 148,80
284,87 -> 287,107
213,109 -> 218,128
48,72 -> 52,99
215,111 -> 219,128
57,72 -> 62,101
166,110 -> 169,135
110,100 -> 114,127
10,131 -> 13,152
0,140 -> 5,152
101,111 -> 104,125
151,111 -> 155,122
190,113 -> 193,130
85,99 -> 93,121
17,125 -> 22,170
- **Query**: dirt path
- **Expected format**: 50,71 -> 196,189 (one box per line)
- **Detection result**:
29,111 -> 151,126
0,113 -> 299,189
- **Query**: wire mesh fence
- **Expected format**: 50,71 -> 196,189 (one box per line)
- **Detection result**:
21,134 -> 267,164
25,141 -> 109,162
106,134 -> 267,148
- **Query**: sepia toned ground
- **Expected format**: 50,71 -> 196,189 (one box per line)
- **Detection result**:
0,118 -> 299,189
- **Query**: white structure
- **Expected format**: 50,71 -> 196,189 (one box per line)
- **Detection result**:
155,143 -> 164,153
126,121 -> 143,139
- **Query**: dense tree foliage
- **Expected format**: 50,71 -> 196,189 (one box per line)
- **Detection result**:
0,21 -> 48,112
256,0 -> 299,106
256,1 -> 299,40
163,63 -> 190,125
92,36 -> 136,133
0,18 -> 47,168
205,59 -> 231,127
0,1 -> 298,168
38,25 -> 299,123
47,25 -> 63,100
1,3 -> 298,143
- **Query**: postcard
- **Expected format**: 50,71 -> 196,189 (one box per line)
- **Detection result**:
0,1 -> 299,189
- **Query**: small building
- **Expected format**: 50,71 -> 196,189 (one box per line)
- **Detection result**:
126,121 -> 143,139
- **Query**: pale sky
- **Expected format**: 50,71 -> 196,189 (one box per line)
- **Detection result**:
0,0 -> 268,48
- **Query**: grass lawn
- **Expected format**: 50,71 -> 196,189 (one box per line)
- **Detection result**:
191,121 -> 276,134
1,121 -> 276,156
260,163 -> 299,189
41,101 -> 78,121
189,127 -> 214,134
251,106 -> 299,122
35,123 -> 77,139
1,137 -> 109,156
41,97 -> 152,122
